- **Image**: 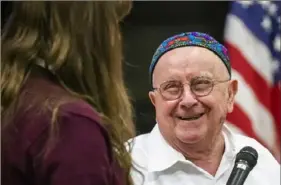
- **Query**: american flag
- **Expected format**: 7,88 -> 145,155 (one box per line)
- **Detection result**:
224,1 -> 281,161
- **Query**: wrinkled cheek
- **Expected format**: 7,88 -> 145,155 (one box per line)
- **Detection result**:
211,103 -> 228,123
156,101 -> 177,122
165,101 -> 179,116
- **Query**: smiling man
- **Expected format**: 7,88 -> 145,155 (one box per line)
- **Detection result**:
128,32 -> 280,185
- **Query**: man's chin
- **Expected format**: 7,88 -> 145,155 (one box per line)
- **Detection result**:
176,131 -> 205,145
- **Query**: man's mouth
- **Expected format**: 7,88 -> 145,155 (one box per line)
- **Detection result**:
177,113 -> 205,121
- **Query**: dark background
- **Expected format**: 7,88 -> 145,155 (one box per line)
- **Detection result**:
1,1 -> 230,135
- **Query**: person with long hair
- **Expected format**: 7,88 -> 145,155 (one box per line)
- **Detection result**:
1,1 -> 135,185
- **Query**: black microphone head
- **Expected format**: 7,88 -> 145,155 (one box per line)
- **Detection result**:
235,146 -> 258,170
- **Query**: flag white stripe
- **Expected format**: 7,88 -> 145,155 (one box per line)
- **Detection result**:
232,69 -> 276,148
224,14 -> 274,86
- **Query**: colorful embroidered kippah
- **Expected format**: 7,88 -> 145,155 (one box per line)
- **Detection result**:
149,32 -> 231,85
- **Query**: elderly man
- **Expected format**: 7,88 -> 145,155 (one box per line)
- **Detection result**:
128,32 -> 280,185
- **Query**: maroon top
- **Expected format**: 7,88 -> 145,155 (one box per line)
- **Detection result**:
1,67 -> 126,185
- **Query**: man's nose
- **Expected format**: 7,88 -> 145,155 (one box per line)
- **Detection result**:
179,85 -> 198,108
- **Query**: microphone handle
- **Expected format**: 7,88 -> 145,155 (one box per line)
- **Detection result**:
226,166 -> 251,185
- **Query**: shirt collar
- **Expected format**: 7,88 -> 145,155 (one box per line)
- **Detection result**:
222,124 -> 239,158
147,123 -> 239,172
147,124 -> 185,172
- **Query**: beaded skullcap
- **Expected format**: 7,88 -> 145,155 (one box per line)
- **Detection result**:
149,32 -> 231,86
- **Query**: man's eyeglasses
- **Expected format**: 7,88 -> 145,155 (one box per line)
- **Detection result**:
152,77 -> 230,101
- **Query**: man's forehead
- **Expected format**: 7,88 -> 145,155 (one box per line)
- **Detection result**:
153,70 -> 214,83
155,47 -> 224,72
151,47 -> 230,85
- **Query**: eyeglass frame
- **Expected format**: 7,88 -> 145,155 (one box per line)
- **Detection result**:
152,77 -> 231,101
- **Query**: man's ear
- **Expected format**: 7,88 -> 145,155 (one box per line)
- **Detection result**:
227,79 -> 238,113
149,91 -> 156,106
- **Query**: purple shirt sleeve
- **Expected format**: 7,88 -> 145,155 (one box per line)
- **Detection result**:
2,74 -> 125,185
20,102 -> 123,185
30,104 -> 121,185
36,114 -> 113,185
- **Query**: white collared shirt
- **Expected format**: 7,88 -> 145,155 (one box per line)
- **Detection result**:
128,124 -> 280,185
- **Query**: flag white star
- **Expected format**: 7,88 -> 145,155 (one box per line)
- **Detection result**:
238,1 -> 254,8
271,59 -> 280,76
274,35 -> 281,52
258,1 -> 271,9
268,3 -> 278,16
261,15 -> 272,32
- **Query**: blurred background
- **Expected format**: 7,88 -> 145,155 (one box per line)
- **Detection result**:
1,1 -> 280,160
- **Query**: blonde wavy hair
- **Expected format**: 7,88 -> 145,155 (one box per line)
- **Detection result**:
1,1 -> 135,184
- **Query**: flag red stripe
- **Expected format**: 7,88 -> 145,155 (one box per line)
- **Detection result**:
227,104 -> 269,148
225,41 -> 280,143
227,104 -> 257,139
225,42 -> 272,110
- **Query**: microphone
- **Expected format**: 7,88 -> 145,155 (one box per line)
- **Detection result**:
226,146 -> 258,185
